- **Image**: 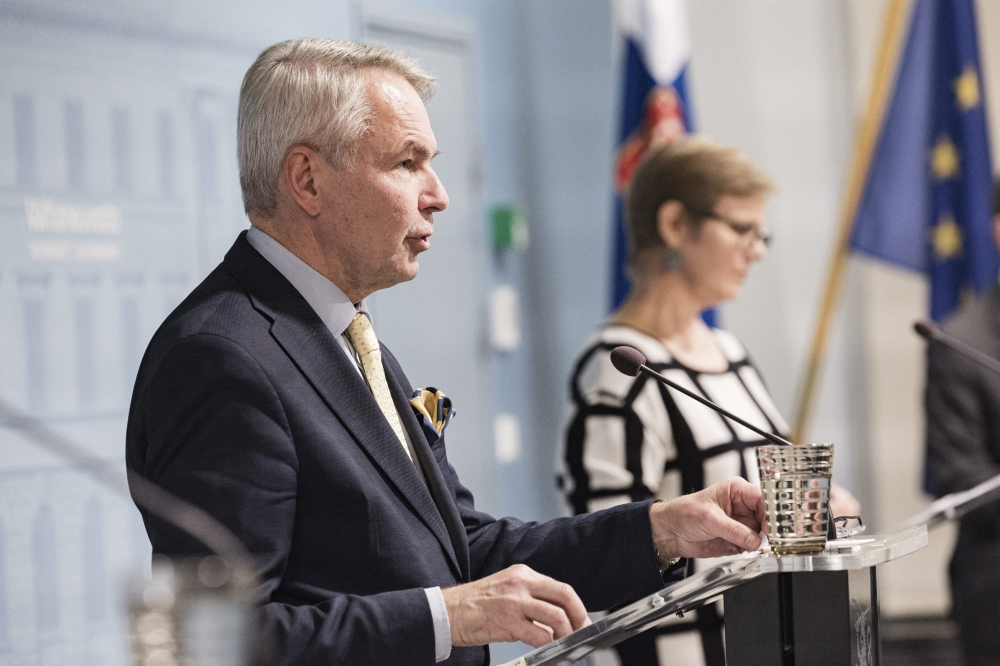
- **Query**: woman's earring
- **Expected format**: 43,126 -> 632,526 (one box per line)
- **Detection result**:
663,248 -> 683,271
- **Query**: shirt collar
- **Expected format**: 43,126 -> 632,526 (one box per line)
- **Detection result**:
246,225 -> 368,337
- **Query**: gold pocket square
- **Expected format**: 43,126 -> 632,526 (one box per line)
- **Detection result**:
409,387 -> 455,443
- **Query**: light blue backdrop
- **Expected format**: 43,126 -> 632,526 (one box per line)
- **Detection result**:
0,1 -> 618,662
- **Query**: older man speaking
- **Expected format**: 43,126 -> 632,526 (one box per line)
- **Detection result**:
126,39 -> 765,666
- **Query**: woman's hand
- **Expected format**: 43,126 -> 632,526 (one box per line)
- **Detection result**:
829,483 -> 861,517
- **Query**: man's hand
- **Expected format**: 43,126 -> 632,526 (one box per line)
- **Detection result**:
441,564 -> 590,648
829,483 -> 861,518
651,477 -> 765,559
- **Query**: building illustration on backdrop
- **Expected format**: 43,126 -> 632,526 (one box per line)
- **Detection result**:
0,4 -> 254,662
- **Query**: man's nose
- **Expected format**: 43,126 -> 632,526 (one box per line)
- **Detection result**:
421,169 -> 449,213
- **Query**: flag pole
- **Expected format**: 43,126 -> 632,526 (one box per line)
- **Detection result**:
791,0 -> 913,443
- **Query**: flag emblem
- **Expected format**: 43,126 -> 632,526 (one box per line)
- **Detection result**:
932,214 -> 963,260
930,135 -> 960,180
615,86 -> 687,194
953,65 -> 980,110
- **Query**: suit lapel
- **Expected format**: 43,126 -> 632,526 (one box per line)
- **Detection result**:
384,362 -> 471,581
223,234 -> 462,578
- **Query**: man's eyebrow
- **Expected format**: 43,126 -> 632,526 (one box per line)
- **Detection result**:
398,140 -> 439,159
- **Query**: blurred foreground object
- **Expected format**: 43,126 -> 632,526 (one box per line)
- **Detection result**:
129,556 -> 258,666
0,397 -> 262,664
795,0 -> 996,440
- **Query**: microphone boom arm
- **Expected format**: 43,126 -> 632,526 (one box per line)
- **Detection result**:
915,319 -> 1000,376
899,470 -> 1000,531
637,365 -> 795,447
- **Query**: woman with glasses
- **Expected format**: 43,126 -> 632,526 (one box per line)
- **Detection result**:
559,137 -> 859,666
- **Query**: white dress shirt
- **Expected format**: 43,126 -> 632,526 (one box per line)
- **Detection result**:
247,226 -> 452,662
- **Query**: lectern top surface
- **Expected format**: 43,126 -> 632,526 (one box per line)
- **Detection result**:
499,526 -> 928,666
757,525 -> 927,572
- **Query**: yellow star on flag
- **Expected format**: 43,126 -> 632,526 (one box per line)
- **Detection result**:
930,136 -> 960,180
954,66 -> 980,111
933,214 -> 963,261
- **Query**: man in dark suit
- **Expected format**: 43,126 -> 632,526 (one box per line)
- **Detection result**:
127,38 -> 766,666
925,178 -> 1000,666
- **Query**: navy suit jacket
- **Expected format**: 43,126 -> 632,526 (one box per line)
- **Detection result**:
126,232 -> 666,665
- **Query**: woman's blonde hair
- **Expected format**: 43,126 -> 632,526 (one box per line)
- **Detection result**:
626,136 -> 774,269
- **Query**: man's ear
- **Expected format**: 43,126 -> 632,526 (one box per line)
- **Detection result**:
992,214 -> 1000,251
656,200 -> 688,249
282,146 -> 324,217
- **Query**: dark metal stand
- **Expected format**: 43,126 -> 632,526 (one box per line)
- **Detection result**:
725,568 -> 879,666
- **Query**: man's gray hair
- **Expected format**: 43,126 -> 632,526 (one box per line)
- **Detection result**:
238,38 -> 436,217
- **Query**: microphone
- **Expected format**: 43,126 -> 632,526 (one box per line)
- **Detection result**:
610,346 -> 795,447
913,319 -> 1000,376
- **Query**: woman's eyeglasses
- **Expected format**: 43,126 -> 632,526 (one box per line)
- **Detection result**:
700,213 -> 772,248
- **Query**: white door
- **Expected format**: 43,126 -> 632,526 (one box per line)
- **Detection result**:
361,14 -> 497,512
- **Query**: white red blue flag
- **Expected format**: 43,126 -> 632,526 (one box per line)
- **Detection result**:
612,0 -> 707,320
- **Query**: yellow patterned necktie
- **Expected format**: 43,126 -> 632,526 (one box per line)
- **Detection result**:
344,312 -> 413,462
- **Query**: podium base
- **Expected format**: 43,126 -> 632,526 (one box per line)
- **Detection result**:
724,568 -> 879,666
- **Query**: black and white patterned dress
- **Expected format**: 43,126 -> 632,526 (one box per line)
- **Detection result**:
558,325 -> 788,666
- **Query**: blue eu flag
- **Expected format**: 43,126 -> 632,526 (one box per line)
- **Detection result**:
849,0 -> 997,321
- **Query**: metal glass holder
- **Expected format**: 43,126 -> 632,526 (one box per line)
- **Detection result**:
498,526 -> 928,666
